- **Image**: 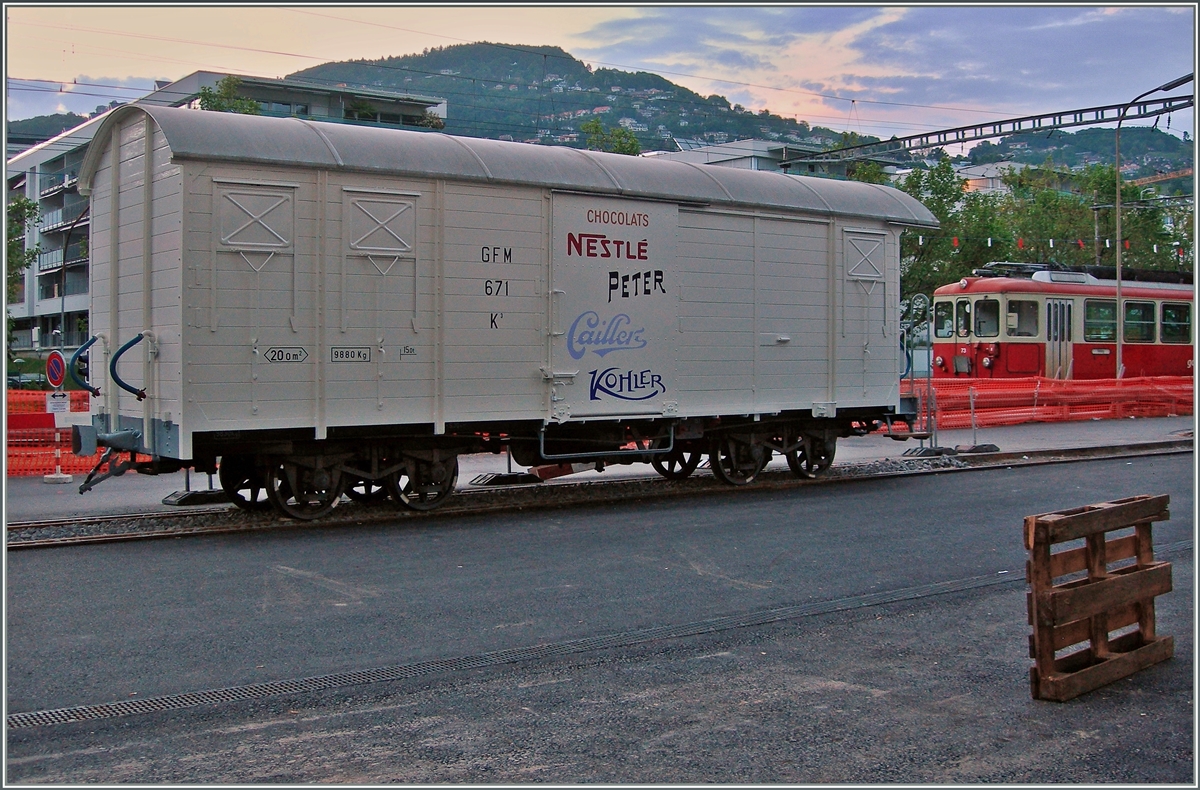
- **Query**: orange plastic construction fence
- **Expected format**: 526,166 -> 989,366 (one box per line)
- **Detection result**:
5,428 -> 105,477
899,375 -> 1193,431
6,389 -> 89,414
6,389 -> 102,475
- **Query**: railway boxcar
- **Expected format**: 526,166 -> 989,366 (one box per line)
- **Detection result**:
72,104 -> 936,517
931,268 -> 1193,379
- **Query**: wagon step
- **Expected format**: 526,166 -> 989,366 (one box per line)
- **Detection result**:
885,430 -> 932,441
469,472 -> 543,487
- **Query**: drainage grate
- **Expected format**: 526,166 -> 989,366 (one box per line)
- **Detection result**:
9,539 -> 1191,730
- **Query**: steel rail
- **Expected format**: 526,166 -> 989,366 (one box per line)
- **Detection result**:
7,506 -> 232,532
6,441 -> 1191,550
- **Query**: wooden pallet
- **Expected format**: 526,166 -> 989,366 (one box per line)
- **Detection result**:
1025,494 -> 1174,702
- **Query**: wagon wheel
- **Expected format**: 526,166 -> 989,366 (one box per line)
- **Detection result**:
785,437 -> 836,479
650,446 -> 703,480
345,476 -> 389,503
218,455 -> 272,511
386,456 -> 459,511
265,460 -> 346,520
709,436 -> 769,486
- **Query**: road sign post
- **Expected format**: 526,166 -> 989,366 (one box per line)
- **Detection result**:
43,351 -> 73,484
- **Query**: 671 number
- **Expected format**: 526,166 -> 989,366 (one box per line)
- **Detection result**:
484,279 -> 509,296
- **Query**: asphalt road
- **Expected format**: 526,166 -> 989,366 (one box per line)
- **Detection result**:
5,454 -> 1194,783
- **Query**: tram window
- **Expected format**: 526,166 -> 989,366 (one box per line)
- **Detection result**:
1006,299 -> 1039,337
974,299 -> 1000,337
956,299 -> 972,338
1084,300 -> 1116,342
1123,301 -> 1155,343
932,301 -> 954,339
934,301 -> 954,338
1161,302 -> 1192,344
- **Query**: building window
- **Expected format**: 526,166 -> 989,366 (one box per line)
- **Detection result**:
1006,299 -> 1039,337
1161,302 -> 1192,344
1084,299 -> 1116,342
1123,301 -> 1156,343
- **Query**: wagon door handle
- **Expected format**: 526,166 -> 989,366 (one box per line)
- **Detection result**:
109,333 -> 147,401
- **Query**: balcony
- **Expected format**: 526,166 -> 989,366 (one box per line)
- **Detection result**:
38,170 -> 78,198
40,202 -> 89,232
37,276 -> 88,301
36,242 -> 88,272
8,327 -> 90,352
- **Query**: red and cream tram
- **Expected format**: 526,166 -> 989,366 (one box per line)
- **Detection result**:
930,268 -> 1194,379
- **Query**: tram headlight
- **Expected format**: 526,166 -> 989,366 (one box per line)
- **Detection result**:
982,356 -> 993,369
934,355 -> 945,368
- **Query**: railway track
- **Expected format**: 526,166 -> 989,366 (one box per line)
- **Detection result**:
7,441 -> 1191,550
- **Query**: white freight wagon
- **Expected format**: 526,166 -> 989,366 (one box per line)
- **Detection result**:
73,104 -> 937,518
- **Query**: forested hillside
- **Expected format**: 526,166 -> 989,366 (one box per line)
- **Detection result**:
286,42 -> 864,153
8,112 -> 89,139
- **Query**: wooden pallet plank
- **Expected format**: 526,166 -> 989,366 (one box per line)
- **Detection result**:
1042,602 -> 1140,653
1034,636 -> 1174,701
1048,534 -> 1138,579
1050,629 -> 1151,673
1025,495 -> 1169,547
1028,530 -> 1058,679
1085,533 -> 1111,660
1135,522 -> 1159,641
1038,563 -> 1172,627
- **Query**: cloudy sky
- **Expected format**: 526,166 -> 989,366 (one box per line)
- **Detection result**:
5,5 -> 1196,141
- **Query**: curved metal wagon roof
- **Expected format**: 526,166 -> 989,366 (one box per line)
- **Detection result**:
80,104 -> 938,228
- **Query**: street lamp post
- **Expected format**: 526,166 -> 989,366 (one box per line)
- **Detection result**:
1114,73 -> 1193,378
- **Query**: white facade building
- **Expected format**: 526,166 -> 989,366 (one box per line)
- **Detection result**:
6,71 -> 446,357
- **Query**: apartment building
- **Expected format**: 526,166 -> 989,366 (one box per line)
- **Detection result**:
6,70 -> 446,356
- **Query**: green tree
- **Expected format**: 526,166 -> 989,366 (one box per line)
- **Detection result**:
845,160 -> 891,185
6,196 -> 40,361
415,110 -> 446,130
197,76 -> 260,115
1001,164 -> 1096,268
1002,163 -> 1191,272
344,98 -> 376,120
580,118 -> 641,155
897,160 -> 969,297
